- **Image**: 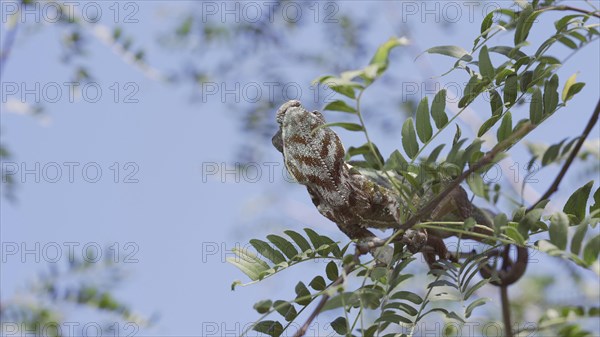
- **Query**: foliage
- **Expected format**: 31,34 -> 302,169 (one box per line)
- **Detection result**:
229,1 -> 600,336
0,252 -> 151,336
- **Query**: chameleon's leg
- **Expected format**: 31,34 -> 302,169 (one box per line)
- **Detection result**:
430,186 -> 473,222
421,235 -> 458,269
401,229 -> 428,253
336,223 -> 377,240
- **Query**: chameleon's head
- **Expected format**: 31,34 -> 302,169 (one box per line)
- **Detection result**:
275,100 -> 326,132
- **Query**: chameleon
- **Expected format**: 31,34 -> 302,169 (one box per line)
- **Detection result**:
273,100 -> 527,282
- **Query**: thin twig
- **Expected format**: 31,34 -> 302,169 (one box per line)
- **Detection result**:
293,248 -> 362,337
0,21 -> 19,81
293,293 -> 332,337
542,5 -> 600,18
527,99 -> 600,212
500,285 -> 514,337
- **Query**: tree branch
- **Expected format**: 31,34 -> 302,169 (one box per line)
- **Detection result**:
500,284 -> 514,337
528,99 -> 600,212
499,246 -> 514,337
542,5 -> 600,18
399,122 -> 535,231
293,248 -> 363,337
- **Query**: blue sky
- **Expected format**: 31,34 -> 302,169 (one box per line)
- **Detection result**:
1,1 -> 599,335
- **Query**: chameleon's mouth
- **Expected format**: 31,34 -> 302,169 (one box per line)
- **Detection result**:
276,100 -> 302,124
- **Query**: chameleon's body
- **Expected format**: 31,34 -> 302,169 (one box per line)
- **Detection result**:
273,100 -> 527,277
273,100 -> 401,240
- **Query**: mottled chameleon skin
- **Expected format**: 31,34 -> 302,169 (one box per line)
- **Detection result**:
273,100 -> 402,240
273,100 -> 527,280
273,101 -> 492,253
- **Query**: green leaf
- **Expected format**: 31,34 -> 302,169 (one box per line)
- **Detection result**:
520,71 -> 534,91
480,13 -> 493,37
426,144 -> 446,163
347,142 -> 384,169
384,150 -> 408,172
423,45 -> 472,61
464,279 -> 489,301
227,247 -> 270,282
503,74 -> 518,107
431,89 -> 448,128
497,112 -> 512,143
369,37 -> 409,77
564,82 -> 586,103
519,207 -> 545,239
304,228 -> 324,249
340,69 -> 366,81
563,181 -> 594,223
561,73 -> 578,102
390,291 -> 423,304
322,292 -> 359,311
459,75 -> 484,108
309,276 -> 326,291
359,287 -> 384,309
267,235 -> 298,260
320,78 -> 363,99
488,46 -> 527,60
571,223 -> 588,255
549,212 -> 569,250
489,89 -> 503,116
541,139 -> 566,166
467,173 -> 486,198
445,138 -> 467,167
591,187 -> 600,215
532,63 -> 553,86
555,14 -> 585,31
583,234 -> 600,265
375,311 -> 412,324
537,55 -> 561,65
253,300 -> 272,314
558,36 -> 577,49
250,239 -> 286,264
323,100 -> 357,113
384,301 -> 418,316
317,122 -> 364,132
515,8 -> 540,45
416,97 -> 433,142
561,137 -> 580,157
504,226 -> 526,245
529,88 -> 543,124
478,46 -> 495,79
284,230 -> 312,252
453,124 -> 462,146
253,320 -> 283,337
543,74 -> 559,115
569,31 -> 587,43
465,297 -> 490,318
495,68 -> 516,85
478,115 -> 502,137
326,261 -> 339,281
273,300 -> 298,322
294,282 -> 311,306
402,118 -> 419,159
370,266 -> 388,282
330,317 -> 348,335
493,212 -> 508,234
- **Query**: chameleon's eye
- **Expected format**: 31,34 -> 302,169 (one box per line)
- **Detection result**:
310,110 -> 326,123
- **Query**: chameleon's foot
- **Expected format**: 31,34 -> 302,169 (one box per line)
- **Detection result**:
355,236 -> 386,254
354,237 -> 393,266
401,229 -> 428,254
